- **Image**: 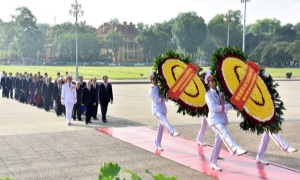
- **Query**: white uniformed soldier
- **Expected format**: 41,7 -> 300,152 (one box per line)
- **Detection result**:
205,70 -> 247,171
149,72 -> 180,151
196,116 -> 208,146
61,74 -> 77,126
256,71 -> 297,165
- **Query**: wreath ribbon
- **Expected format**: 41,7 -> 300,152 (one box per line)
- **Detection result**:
168,63 -> 199,100
231,61 -> 260,110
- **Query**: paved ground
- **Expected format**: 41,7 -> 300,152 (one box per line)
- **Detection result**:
0,80 -> 299,179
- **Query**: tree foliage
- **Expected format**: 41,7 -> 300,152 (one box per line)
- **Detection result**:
247,18 -> 281,36
0,6 -> 300,67
11,7 -> 43,63
136,21 -> 175,63
286,39 -> 300,62
261,42 -> 292,67
208,10 -> 242,48
104,31 -> 124,62
51,22 -> 99,62
172,12 -> 207,59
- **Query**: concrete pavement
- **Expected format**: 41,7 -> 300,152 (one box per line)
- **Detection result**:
0,80 -> 299,179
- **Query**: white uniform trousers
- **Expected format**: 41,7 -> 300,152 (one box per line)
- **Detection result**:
210,123 -> 239,163
154,112 -> 175,147
65,103 -> 74,124
196,117 -> 208,141
256,131 -> 290,159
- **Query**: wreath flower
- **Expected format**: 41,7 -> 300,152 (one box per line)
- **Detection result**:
211,47 -> 284,135
153,50 -> 209,117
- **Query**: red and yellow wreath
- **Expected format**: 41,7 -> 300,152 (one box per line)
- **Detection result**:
211,47 -> 284,134
153,50 -> 209,117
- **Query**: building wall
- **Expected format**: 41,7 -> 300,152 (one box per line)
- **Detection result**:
97,22 -> 144,63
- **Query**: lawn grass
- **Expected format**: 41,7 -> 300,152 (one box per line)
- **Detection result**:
0,66 -> 299,79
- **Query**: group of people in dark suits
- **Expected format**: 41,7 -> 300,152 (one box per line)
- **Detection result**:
1,71 -> 52,108
0,70 -> 114,125
0,72 -> 14,98
77,76 -> 113,124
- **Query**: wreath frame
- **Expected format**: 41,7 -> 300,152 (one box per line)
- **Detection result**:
153,50 -> 209,118
210,47 -> 285,135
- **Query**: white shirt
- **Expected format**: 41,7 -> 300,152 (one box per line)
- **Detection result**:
0,72 -> 3,80
61,83 -> 77,104
205,88 -> 232,126
149,85 -> 167,114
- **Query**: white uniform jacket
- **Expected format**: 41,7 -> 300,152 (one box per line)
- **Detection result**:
149,85 -> 167,115
205,89 -> 232,126
61,83 -> 77,104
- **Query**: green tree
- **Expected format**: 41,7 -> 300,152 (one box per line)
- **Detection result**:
136,22 -> 147,32
52,22 -> 74,62
136,21 -> 176,63
251,41 -> 269,65
11,7 -> 42,64
272,23 -> 297,42
286,39 -> 300,65
51,22 -> 99,62
244,32 -> 266,55
155,20 -> 177,51
294,22 -> 300,35
108,18 -> 120,26
208,10 -> 242,48
0,21 -> 15,51
104,31 -> 124,62
197,32 -> 217,64
0,20 -> 18,63
135,25 -> 157,62
247,18 -> 281,36
261,42 -> 292,67
172,11 -> 207,60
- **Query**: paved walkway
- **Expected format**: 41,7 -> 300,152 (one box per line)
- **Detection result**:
97,126 -> 300,180
0,81 -> 299,179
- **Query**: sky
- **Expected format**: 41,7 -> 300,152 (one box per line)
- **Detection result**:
0,0 -> 299,28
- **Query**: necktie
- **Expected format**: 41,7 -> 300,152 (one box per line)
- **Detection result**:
216,90 -> 220,97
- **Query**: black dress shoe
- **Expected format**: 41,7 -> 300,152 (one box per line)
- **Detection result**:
78,119 -> 83,121
102,119 -> 106,123
94,117 -> 99,120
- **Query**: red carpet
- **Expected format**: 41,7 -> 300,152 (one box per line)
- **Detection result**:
96,126 -> 300,180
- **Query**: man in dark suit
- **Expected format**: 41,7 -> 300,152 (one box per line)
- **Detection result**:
53,78 -> 64,116
49,77 -> 54,109
82,81 -> 97,124
24,74 -> 31,103
42,77 -> 53,112
99,75 -> 113,123
19,75 -> 28,103
13,72 -> 19,100
91,77 -> 100,120
79,75 -> 86,89
6,72 -> 14,99
1,72 -> 7,98
72,82 -> 83,121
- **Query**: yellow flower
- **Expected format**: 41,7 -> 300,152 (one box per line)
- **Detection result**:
162,59 -> 206,109
222,57 -> 275,123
